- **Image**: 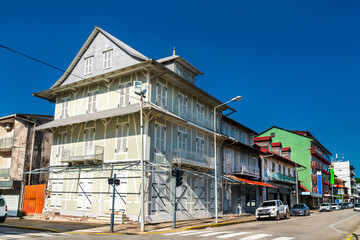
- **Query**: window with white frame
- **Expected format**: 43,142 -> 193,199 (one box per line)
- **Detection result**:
118,82 -> 131,107
197,103 -> 205,124
103,49 -> 112,69
84,128 -> 95,155
239,130 -> 243,143
60,98 -> 70,118
178,94 -> 187,118
224,149 -> 232,173
177,131 -> 187,150
87,91 -> 98,113
155,124 -> 166,154
115,123 -> 129,153
56,133 -> 67,158
196,136 -> 204,155
156,82 -> 167,108
84,56 -> 93,75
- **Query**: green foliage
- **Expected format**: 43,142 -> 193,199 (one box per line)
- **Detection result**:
355,178 -> 360,183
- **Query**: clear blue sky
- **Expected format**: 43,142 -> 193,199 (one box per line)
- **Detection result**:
0,1 -> 359,174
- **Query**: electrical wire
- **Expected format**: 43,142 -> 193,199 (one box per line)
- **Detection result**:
0,44 -> 141,101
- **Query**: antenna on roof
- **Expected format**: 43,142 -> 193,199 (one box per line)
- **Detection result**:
173,47 -> 176,56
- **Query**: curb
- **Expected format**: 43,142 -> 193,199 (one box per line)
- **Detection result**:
0,218 -> 256,235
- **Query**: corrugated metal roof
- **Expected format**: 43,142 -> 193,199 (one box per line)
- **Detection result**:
35,103 -> 144,131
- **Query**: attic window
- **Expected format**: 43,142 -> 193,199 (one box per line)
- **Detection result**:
103,49 -> 112,69
271,133 -> 275,138
84,56 -> 93,75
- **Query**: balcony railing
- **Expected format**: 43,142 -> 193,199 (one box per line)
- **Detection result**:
0,137 -> 13,151
268,172 -> 296,184
172,104 -> 214,130
0,168 -> 10,178
61,145 -> 104,165
236,166 -> 260,177
172,148 -> 214,170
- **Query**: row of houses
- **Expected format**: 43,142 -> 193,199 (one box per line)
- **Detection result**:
0,27 -> 358,221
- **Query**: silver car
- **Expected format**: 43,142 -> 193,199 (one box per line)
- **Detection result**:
319,203 -> 332,212
331,203 -> 341,210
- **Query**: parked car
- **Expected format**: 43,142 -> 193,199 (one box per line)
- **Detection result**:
0,196 -> 7,223
348,202 -> 354,208
319,203 -> 332,212
342,202 -> 349,209
354,203 -> 360,211
290,203 -> 310,216
332,203 -> 341,210
255,200 -> 290,221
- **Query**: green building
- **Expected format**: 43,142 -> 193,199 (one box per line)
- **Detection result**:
258,127 -> 332,208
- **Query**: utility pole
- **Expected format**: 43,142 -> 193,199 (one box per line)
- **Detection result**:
110,173 -> 116,232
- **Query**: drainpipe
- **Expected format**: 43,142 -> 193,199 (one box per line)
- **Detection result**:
28,126 -> 36,185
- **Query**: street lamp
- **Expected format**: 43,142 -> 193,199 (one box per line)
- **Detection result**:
213,96 -> 242,223
293,148 -> 311,204
135,81 -> 147,232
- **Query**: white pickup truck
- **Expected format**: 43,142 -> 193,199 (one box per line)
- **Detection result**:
255,200 -> 290,221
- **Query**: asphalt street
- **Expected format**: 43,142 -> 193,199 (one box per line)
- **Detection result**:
1,209 -> 359,240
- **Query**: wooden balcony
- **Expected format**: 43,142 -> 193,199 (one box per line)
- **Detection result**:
61,145 -> 104,165
172,149 -> 214,171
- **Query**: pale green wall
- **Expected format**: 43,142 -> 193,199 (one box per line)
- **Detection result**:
258,128 -> 312,191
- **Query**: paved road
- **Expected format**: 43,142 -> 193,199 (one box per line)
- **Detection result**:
1,209 -> 360,240
0,227 -> 70,239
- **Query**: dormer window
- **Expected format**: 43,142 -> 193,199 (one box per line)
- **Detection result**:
103,49 -> 112,69
84,56 -> 93,75
175,63 -> 195,84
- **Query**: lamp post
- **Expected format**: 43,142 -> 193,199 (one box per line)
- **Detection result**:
214,96 -> 242,223
293,148 -> 311,204
134,81 -> 147,232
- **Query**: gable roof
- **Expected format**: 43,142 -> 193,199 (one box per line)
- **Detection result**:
51,26 -> 149,89
254,136 -> 272,142
258,126 -> 332,156
157,55 -> 203,76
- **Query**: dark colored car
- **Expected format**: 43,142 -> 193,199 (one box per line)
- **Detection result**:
342,202 -> 350,209
290,203 -> 310,216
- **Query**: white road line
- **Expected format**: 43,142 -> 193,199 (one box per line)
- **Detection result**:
216,232 -> 251,238
272,238 -> 294,240
163,231 -> 199,236
162,231 -> 185,235
0,235 -> 27,239
329,212 -> 360,234
199,231 -> 233,237
240,234 -> 273,240
181,231 -> 212,236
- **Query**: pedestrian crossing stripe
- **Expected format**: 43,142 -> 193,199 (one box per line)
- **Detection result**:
240,234 -> 273,240
162,230 -> 293,240
217,232 -> 251,238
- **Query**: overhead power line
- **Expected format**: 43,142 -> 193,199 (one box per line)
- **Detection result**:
0,44 -> 140,101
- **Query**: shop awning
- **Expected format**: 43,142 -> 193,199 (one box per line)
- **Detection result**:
300,184 -> 310,192
335,184 -> 347,188
227,175 -> 278,188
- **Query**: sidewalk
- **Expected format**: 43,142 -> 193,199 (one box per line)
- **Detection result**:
0,214 -> 256,234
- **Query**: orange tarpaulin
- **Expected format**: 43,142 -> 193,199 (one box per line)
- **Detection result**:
23,184 -> 46,215
228,175 -> 278,188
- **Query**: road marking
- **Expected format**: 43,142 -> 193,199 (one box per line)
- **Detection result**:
329,212 -> 360,234
272,238 -> 294,240
0,235 -> 27,239
162,231 -> 186,235
240,234 -> 273,240
199,231 -> 233,237
216,232 -> 251,238
181,231 -> 212,236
